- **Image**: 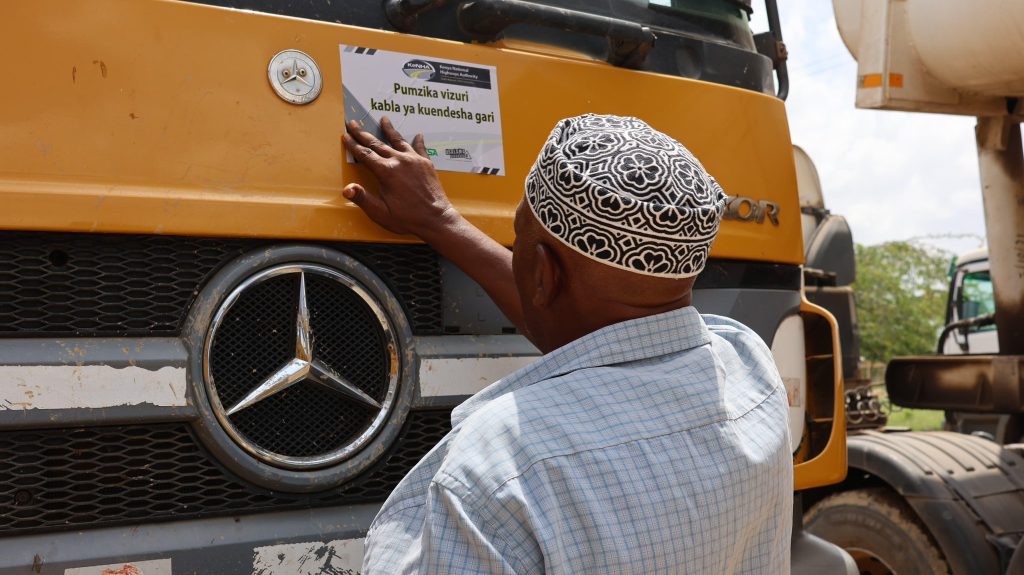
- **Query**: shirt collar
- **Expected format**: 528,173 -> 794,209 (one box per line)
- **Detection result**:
451,306 -> 711,427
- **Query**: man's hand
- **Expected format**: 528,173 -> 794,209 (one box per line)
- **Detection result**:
342,117 -> 457,239
341,116 -> 526,333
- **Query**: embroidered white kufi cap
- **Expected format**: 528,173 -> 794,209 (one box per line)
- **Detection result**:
525,114 -> 727,278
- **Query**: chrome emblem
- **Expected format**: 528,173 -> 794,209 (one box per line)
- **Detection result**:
267,49 -> 322,105
204,264 -> 399,470
224,272 -> 382,416
722,196 -> 781,226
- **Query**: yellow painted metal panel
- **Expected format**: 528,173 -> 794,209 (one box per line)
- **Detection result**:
0,0 -> 802,265
793,299 -> 848,491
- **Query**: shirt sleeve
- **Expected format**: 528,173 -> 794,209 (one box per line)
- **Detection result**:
420,479 -> 528,574
364,478 -> 537,575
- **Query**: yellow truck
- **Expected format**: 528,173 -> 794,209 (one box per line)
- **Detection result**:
0,1 -> 851,572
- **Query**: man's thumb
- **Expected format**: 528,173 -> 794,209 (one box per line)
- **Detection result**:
342,183 -> 365,202
341,183 -> 394,230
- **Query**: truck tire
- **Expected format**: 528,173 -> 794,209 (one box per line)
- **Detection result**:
804,488 -> 948,575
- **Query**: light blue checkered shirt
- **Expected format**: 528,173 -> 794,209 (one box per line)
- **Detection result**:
364,307 -> 793,574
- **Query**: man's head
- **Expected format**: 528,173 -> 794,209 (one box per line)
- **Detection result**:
512,114 -> 726,352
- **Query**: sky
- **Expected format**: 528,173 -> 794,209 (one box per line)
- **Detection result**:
752,1 -> 989,255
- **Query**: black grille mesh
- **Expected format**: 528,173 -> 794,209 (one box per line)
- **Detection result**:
0,410 -> 451,537
349,244 -> 442,335
0,233 -> 443,336
0,234 -> 248,336
209,272 -> 390,458
307,272 -> 390,402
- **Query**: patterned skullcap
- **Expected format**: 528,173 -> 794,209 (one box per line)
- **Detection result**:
525,114 -> 727,278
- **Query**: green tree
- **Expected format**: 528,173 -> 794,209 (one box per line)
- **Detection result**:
853,241 -> 952,376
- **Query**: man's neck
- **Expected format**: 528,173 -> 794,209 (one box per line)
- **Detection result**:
542,296 -> 694,353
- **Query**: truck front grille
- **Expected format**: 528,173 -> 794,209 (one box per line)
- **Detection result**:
0,233 -> 443,336
0,410 -> 450,536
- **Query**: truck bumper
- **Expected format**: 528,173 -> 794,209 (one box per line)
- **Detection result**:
0,504 -> 379,575
3,499 -> 855,574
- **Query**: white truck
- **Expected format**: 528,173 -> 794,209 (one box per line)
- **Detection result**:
800,2 -> 1024,574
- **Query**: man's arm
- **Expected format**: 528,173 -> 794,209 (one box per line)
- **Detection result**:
364,479 -> 533,575
341,118 -> 525,332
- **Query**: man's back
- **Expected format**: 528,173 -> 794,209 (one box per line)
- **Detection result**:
364,307 -> 792,574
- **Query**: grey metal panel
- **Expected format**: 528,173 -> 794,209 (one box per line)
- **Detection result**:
692,288 -> 802,346
805,214 -> 856,285
411,335 -> 540,408
414,334 -> 539,358
791,495 -> 858,575
441,259 -> 516,335
0,335 -> 536,425
0,503 -> 381,575
0,403 -> 197,429
0,337 -> 186,367
847,430 -> 1024,575
427,287 -> 799,356
790,532 -> 858,575
0,338 -> 195,429
414,395 -> 467,408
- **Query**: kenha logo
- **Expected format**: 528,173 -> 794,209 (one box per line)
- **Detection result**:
402,60 -> 436,80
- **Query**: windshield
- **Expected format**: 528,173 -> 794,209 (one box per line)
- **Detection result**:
959,270 -> 996,330
190,0 -> 772,93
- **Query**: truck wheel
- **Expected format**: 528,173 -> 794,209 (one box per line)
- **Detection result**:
804,487 -> 948,575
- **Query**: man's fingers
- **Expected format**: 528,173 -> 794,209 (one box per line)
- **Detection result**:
342,133 -> 387,172
412,133 -> 429,158
380,117 -> 413,152
342,183 -> 391,222
347,120 -> 393,157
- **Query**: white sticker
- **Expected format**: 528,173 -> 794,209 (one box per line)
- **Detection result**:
65,559 -> 171,575
253,538 -> 364,575
341,45 -> 505,176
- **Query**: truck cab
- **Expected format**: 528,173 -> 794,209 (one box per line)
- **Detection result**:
941,248 -> 998,356
938,249 -> 1023,446
0,1 -> 851,573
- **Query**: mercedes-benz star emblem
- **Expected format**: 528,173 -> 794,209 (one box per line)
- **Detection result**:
225,272 -> 382,416
267,49 -> 322,105
204,264 -> 399,470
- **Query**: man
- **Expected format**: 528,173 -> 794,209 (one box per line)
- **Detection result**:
341,114 -> 793,574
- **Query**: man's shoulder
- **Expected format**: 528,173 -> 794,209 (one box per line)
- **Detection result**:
433,392 -> 533,499
701,313 -> 764,343
701,313 -> 774,363
699,313 -> 786,421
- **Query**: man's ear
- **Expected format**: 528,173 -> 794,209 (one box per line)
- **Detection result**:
531,243 -> 562,308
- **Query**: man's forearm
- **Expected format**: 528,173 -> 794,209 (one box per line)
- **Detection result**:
419,212 -> 525,333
